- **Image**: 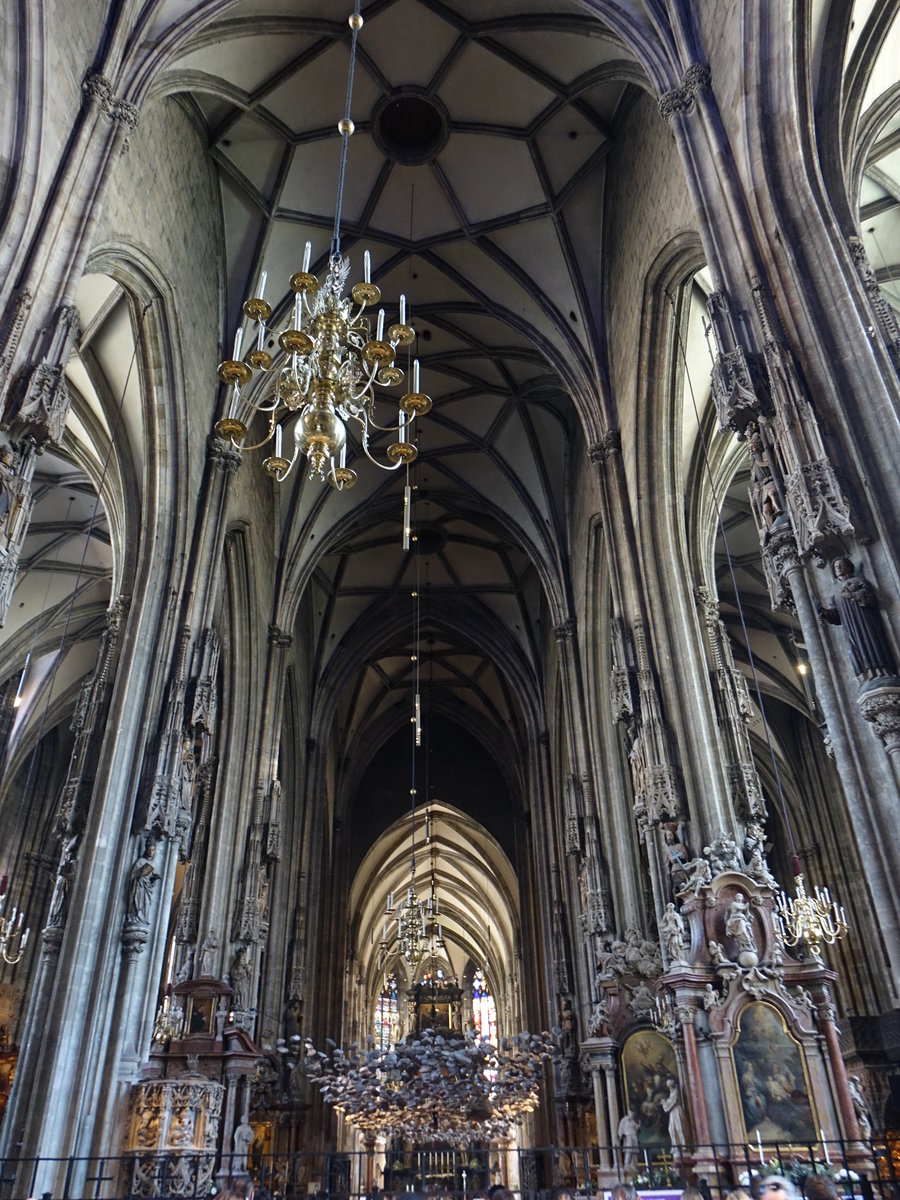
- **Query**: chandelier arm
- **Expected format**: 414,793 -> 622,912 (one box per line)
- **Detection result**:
236,418 -> 278,454
358,436 -> 405,471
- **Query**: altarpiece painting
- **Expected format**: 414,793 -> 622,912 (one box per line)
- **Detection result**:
621,1029 -> 679,1148
732,1001 -> 816,1142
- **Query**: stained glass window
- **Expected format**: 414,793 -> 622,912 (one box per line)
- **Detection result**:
375,972 -> 398,1049
472,968 -> 497,1044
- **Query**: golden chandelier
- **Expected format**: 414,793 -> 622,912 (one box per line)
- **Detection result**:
774,860 -> 848,957
214,5 -> 431,490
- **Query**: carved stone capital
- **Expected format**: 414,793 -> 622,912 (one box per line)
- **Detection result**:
206,434 -> 241,474
82,70 -> 113,112
554,616 -> 576,642
588,429 -> 621,464
110,98 -> 140,131
658,63 -> 711,120
761,523 -> 800,610
858,684 -> 900,755
268,623 -> 293,649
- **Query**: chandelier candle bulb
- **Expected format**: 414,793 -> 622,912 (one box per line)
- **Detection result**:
303,241 -> 312,273
377,309 -> 385,341
821,1129 -> 830,1165
232,328 -> 243,360
413,358 -> 420,392
400,294 -> 406,325
364,250 -> 371,283
275,424 -> 283,458
256,270 -> 268,301
340,442 -> 347,468
399,411 -> 407,442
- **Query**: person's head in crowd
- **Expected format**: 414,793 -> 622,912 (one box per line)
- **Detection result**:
802,1178 -> 838,1200
757,1177 -> 801,1200
611,1184 -> 637,1200
219,1178 -> 254,1200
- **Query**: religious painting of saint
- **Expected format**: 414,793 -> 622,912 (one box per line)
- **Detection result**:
732,1002 -> 816,1143
621,1029 -> 679,1148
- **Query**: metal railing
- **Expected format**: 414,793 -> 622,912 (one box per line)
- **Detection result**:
0,1139 -> 896,1200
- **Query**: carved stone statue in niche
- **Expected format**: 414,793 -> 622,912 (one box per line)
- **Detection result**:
660,902 -> 689,965
626,720 -> 647,798
0,445 -> 15,533
126,838 -> 159,924
199,928 -> 218,977
47,834 -> 79,928
848,1075 -> 873,1139
229,946 -> 253,1011
559,996 -> 578,1056
725,893 -> 758,966
662,823 -> 689,895
747,422 -> 786,531
819,558 -> 899,683
588,997 -> 609,1036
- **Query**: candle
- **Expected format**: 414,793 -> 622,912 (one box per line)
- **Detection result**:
275,424 -> 282,458
820,1129 -> 830,1165
256,269 -> 268,301
377,309 -> 385,340
757,1130 -> 765,1165
400,293 -> 406,325
294,293 -> 302,329
340,442 -> 347,468
364,250 -> 371,283
232,327 -> 243,360
413,358 -> 420,392
399,411 -> 407,443
303,241 -> 312,273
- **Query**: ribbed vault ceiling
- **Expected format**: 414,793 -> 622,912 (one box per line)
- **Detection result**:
158,0 -> 636,795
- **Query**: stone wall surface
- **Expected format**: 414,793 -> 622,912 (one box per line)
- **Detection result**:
92,96 -> 223,499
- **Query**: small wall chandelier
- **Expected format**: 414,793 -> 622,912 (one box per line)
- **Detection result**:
774,857 -> 848,957
214,3 -> 431,489
0,877 -> 29,964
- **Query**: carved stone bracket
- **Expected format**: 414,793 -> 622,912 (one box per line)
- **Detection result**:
82,70 -> 140,135
554,616 -> 575,642
858,684 -> 900,756
658,63 -> 712,120
206,434 -> 241,474
588,429 -> 621,464
761,522 -> 800,610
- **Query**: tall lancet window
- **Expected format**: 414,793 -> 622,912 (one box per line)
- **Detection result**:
375,971 -> 398,1049
472,968 -> 497,1044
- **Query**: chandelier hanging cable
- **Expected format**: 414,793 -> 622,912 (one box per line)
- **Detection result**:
213,2 -> 432,490
670,287 -> 847,958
